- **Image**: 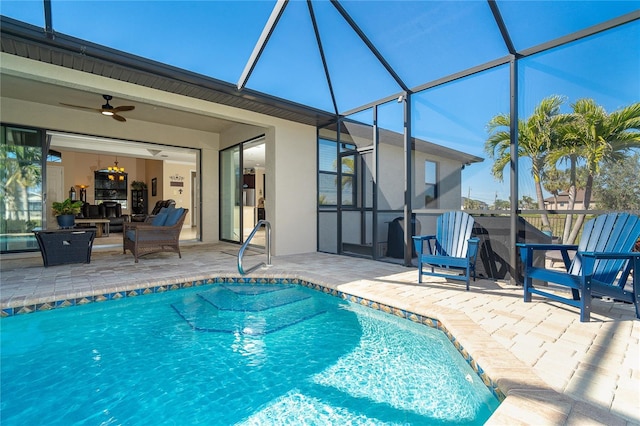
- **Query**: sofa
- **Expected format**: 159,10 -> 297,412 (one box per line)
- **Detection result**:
151,199 -> 176,215
80,202 -> 105,220
132,199 -> 176,222
78,202 -> 128,232
101,201 -> 128,233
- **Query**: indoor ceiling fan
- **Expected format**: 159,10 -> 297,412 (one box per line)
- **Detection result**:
60,94 -> 135,122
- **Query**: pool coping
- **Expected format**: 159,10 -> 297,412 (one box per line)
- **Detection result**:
1,271 -> 583,425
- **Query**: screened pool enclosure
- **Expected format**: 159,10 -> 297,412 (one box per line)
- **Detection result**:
1,1 -> 639,280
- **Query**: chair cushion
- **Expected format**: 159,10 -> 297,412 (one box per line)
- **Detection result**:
125,230 -> 136,241
165,207 -> 184,227
152,208 -> 169,226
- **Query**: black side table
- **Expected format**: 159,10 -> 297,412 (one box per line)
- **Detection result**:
33,228 -> 96,267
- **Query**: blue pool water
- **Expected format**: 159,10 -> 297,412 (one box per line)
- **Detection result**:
1,284 -> 499,425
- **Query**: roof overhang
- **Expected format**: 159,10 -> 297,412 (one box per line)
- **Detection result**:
0,16 -> 338,128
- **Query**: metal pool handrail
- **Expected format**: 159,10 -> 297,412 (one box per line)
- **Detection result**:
238,220 -> 272,275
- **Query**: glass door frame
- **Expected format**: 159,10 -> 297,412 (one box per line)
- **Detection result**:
339,143 -> 377,258
219,144 -> 241,243
219,135 -> 265,246
1,124 -> 46,253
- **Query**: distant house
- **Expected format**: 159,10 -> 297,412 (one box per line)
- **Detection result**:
544,189 -> 598,210
461,197 -> 489,210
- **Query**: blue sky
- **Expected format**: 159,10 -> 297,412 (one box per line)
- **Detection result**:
2,1 -> 639,204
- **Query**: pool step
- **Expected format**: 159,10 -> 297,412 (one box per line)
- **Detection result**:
171,285 -> 326,335
199,284 -> 311,311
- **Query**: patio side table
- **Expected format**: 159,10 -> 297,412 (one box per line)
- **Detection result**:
33,228 -> 96,267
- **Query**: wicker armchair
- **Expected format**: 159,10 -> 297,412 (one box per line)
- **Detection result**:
123,207 -> 188,263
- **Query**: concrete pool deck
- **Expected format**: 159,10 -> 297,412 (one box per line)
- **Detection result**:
1,241 -> 638,425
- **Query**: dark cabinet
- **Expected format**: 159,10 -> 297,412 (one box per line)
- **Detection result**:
95,171 -> 128,208
243,174 -> 255,188
131,189 -> 148,215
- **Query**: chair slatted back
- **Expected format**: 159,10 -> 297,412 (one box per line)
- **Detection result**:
435,211 -> 475,258
570,213 -> 640,285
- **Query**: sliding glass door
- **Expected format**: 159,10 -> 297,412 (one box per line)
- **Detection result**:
1,125 -> 44,253
220,137 -> 266,246
219,145 -> 241,242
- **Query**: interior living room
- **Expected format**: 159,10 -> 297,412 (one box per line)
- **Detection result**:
46,131 -> 200,247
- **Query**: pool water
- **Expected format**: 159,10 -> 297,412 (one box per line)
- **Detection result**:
1,284 -> 499,425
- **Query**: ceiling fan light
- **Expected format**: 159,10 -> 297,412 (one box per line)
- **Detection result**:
101,110 -> 114,116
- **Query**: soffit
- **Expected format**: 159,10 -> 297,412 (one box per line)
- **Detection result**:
0,17 -> 338,129
0,73 -> 240,134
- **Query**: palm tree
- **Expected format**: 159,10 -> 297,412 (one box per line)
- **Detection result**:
485,95 -> 570,228
2,144 -> 42,222
548,99 -> 640,243
542,167 -> 568,211
338,156 -> 355,191
519,195 -> 536,210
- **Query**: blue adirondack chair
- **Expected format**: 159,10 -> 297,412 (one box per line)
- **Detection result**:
412,211 -> 480,290
518,213 -> 640,322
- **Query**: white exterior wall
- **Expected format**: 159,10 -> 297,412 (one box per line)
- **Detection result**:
219,122 -> 317,256
270,126 -> 317,255
412,151 -> 462,211
377,142 -> 463,212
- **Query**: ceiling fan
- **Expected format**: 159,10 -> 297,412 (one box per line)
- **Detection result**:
60,94 -> 135,122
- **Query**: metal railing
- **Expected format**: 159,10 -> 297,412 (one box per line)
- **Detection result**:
237,220 -> 272,275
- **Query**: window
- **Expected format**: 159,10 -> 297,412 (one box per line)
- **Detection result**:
46,149 -> 62,163
424,160 -> 438,208
318,139 -> 357,207
318,139 -> 337,206
339,144 -> 357,207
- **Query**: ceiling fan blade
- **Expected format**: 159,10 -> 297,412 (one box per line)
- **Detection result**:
60,96 -> 131,122
59,102 -> 102,112
113,105 -> 135,113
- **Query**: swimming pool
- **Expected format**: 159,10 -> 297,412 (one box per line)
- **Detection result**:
1,283 -> 500,425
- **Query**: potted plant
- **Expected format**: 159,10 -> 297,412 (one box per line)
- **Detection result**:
131,181 -> 147,190
52,198 -> 84,228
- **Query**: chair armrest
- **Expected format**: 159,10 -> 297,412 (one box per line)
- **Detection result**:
467,237 -> 480,261
124,224 -> 179,241
581,251 -> 640,260
579,251 -> 640,281
516,243 -> 579,251
127,224 -> 157,231
412,235 -> 436,241
412,235 -> 436,256
123,221 -> 145,230
517,243 -> 579,270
